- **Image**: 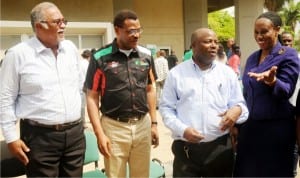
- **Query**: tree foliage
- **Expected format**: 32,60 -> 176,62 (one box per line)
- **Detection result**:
278,0 -> 300,32
208,10 -> 235,43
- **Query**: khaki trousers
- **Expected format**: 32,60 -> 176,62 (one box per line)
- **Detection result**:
101,115 -> 151,178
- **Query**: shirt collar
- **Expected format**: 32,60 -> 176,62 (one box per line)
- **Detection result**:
32,36 -> 65,54
191,58 -> 217,71
111,38 -> 139,57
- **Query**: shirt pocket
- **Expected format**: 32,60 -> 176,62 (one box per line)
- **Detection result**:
205,80 -> 228,110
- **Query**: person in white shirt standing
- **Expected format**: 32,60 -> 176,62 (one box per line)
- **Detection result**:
159,28 -> 249,177
0,2 -> 85,177
154,50 -> 169,109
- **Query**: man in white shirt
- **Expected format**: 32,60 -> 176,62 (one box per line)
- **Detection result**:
159,28 -> 248,177
0,2 -> 85,177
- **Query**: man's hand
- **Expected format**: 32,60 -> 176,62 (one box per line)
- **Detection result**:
96,134 -> 111,158
183,127 -> 205,143
7,139 -> 30,165
151,125 -> 159,148
219,105 -> 242,131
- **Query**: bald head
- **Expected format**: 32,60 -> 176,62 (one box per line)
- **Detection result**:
191,28 -> 216,47
190,28 -> 218,69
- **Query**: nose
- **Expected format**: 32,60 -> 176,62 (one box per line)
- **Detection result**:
211,42 -> 218,48
60,22 -> 66,29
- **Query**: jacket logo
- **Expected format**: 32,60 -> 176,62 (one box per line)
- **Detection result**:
134,58 -> 149,66
108,61 -> 119,68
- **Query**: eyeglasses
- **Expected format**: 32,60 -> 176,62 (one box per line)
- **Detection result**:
40,19 -> 68,26
126,28 -> 143,36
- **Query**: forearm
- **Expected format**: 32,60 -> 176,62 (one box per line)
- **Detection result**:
86,90 -> 104,137
147,84 -> 157,122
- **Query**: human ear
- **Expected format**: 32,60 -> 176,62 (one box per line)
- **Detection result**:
38,22 -> 49,30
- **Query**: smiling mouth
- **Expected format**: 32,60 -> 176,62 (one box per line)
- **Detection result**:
257,40 -> 265,45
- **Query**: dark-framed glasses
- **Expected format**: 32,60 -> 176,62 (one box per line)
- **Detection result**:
126,28 -> 143,36
40,19 -> 68,26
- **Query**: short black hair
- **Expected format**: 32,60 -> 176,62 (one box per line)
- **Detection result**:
113,9 -> 138,28
257,11 -> 282,27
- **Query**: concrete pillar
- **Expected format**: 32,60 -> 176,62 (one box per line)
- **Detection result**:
183,0 -> 208,50
234,0 -> 264,73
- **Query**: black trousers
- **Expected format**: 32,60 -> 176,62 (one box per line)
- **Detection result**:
172,134 -> 234,177
20,120 -> 86,177
234,119 -> 295,177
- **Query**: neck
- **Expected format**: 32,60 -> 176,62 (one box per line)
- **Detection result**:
193,58 -> 212,70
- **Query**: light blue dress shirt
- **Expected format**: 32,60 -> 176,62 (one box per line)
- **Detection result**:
0,36 -> 82,143
159,59 -> 248,142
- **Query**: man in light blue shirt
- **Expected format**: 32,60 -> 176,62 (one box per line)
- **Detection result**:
159,28 -> 248,177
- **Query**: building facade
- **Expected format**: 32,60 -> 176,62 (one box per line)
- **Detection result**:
1,0 -> 265,69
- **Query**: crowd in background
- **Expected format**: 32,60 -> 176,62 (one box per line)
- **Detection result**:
0,2 -> 299,178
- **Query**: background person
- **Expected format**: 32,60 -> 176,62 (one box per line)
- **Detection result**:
216,43 -> 227,64
183,46 -> 193,61
85,9 -> 159,178
159,28 -> 248,177
234,11 -> 300,177
228,44 -> 241,77
0,2 -> 85,177
281,31 -> 294,47
167,49 -> 178,70
226,37 -> 235,58
280,31 -> 300,177
154,50 -> 169,109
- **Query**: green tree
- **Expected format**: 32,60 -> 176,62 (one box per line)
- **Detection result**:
208,10 -> 235,43
278,0 -> 300,32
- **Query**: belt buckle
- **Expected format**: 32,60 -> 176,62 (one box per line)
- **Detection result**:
128,118 -> 139,124
55,124 -> 63,131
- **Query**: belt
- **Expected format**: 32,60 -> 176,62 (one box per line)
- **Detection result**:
22,119 -> 82,131
107,114 -> 145,124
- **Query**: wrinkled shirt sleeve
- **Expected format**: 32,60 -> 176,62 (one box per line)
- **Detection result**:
0,50 -> 20,143
159,73 -> 189,138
